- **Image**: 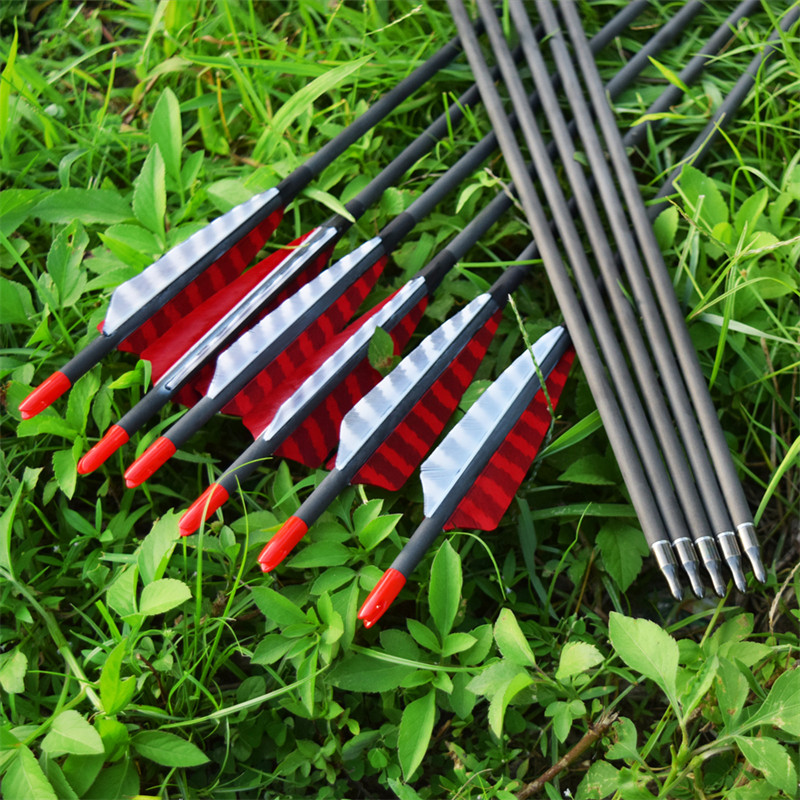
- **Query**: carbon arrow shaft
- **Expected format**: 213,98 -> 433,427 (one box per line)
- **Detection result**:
448,0 -> 685,596
559,0 -> 798,585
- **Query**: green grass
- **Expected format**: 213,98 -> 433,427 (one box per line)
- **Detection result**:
1,1 -> 799,799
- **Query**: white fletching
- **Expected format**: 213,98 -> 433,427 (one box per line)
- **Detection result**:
262,278 -> 428,440
335,293 -> 494,469
104,188 -> 280,336
420,326 -> 568,516
206,237 -> 382,398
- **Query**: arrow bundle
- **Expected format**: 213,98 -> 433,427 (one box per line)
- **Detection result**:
19,3 -> 794,626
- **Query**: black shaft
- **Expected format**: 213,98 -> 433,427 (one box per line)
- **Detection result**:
518,0 -> 723,592
476,1 -> 689,551
447,0 -> 682,594
559,0 -> 797,577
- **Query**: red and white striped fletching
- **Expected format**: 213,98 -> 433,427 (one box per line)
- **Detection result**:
421,326 -> 573,528
203,236 -> 386,401
106,189 -> 281,338
256,277 -> 429,450
336,293 -> 499,474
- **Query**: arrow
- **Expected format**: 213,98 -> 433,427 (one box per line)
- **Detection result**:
17,22 -> 478,420
262,0 -> 755,587
256,262 -> 531,571
76,57 -> 516,474
179,1 -> 700,536
358,327 -> 574,626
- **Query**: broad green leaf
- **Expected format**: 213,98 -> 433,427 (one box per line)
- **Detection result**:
679,655 -> 718,718
138,578 -> 190,616
3,746 -> 57,800
748,668 -> 800,735
83,759 -> 139,800
40,759 -> 78,800
556,641 -> 604,682
576,760 -> 621,800
676,164 -> 728,230
106,565 -> 139,618
605,717 -> 640,763
34,189 -> 132,225
716,657 -> 750,730
596,522 -> 650,592
734,736 -> 797,796
407,618 -> 440,652
367,326 -> 398,376
133,145 -> 166,238
0,482 -> 23,576
545,698 -> 586,743
95,717 -> 129,761
150,88 -> 182,185
429,540 -> 462,638
131,730 -> 209,767
60,753 -> 104,796
608,612 -> 679,710
66,371 -> 99,433
653,206 -> 679,250
41,711 -> 104,757
358,512 -> 402,550
0,188 -> 40,236
494,608 -> 536,667
734,187 -> 769,237
100,640 -> 136,716
251,634 -> 294,665
441,632 -> 477,658
138,512 -> 180,585
52,448 -> 77,500
46,222 -> 88,307
251,585 -> 307,626
0,650 -> 27,693
0,277 -> 35,325
558,454 -> 618,485
398,689 -> 436,780
327,653 -> 416,692
488,670 -> 534,737
286,540 -> 350,568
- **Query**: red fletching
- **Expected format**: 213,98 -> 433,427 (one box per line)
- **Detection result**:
358,568 -> 407,627
78,424 -> 130,474
124,436 -> 177,488
444,347 -> 575,532
274,295 -> 428,468
258,515 -> 309,571
19,371 -> 71,419
225,256 -> 391,427
138,230 -> 333,406
116,209 -> 283,356
352,311 -> 502,491
179,483 -> 230,536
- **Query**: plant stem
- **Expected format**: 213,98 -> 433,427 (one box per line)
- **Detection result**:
515,710 -> 618,799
